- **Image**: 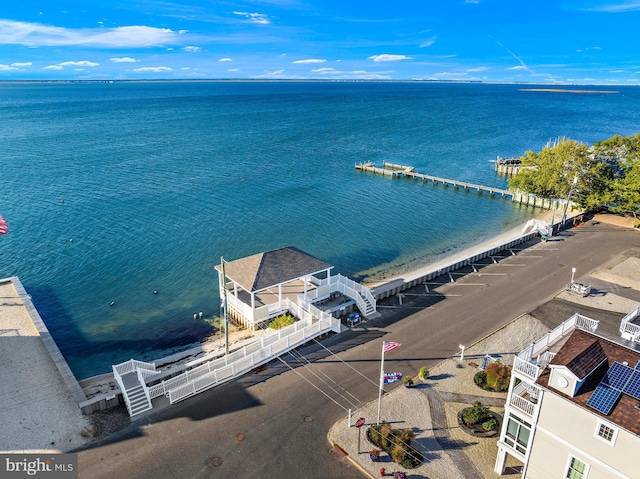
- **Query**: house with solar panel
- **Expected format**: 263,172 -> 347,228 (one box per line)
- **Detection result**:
215,246 -> 377,330
494,306 -> 640,478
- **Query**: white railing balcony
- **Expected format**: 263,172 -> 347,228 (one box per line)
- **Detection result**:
508,381 -> 540,417
620,306 -> 640,342
518,313 -> 598,364
513,356 -> 542,380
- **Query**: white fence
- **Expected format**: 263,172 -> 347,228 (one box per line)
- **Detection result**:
305,274 -> 376,315
147,309 -> 340,403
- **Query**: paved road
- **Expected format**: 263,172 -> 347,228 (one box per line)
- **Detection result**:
76,221 -> 639,479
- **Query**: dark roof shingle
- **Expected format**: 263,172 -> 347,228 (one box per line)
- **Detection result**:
216,246 -> 333,292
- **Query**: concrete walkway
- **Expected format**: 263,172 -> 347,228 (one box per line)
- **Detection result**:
0,277 -> 92,453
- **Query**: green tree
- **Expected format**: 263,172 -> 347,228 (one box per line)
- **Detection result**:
610,158 -> 640,219
508,139 -> 614,210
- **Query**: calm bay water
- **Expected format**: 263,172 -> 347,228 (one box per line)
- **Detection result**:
1,81 -> 639,379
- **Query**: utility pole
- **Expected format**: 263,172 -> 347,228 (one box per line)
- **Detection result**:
560,176 -> 579,227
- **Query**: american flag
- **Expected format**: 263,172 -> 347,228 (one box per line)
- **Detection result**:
0,215 -> 8,235
383,341 -> 401,353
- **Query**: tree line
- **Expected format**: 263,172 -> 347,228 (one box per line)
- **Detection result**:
508,134 -> 640,220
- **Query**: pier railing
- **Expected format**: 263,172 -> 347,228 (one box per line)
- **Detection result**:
307,274 -> 376,316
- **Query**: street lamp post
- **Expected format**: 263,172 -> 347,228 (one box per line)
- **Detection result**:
571,267 -> 576,284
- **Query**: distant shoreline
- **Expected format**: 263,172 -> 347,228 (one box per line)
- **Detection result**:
519,88 -> 619,94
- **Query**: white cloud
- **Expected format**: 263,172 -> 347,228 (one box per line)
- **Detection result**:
132,66 -> 173,72
467,66 -> 487,72
43,65 -> 63,70
368,54 -> 413,62
0,20 -> 179,48
110,57 -> 138,63
255,69 -> 286,78
420,38 -> 436,48
183,45 -> 201,52
219,57 -> 233,62
58,60 -> 99,67
0,64 -> 18,71
228,68 -> 239,72
465,0 -> 480,3
11,62 -> 32,67
233,11 -> 270,24
506,65 -> 527,71
576,46 -> 602,52
292,59 -> 326,64
312,67 -> 340,73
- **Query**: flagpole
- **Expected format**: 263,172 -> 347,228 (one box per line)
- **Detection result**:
377,341 -> 385,425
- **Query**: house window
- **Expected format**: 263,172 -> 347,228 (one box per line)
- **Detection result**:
504,414 -> 531,454
595,422 -> 617,444
566,457 -> 588,479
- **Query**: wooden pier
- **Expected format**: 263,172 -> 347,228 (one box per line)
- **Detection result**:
355,161 -> 558,209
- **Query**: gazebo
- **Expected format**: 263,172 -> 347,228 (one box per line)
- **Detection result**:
215,246 -> 376,329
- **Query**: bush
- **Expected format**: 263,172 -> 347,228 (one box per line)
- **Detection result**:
391,445 -> 407,464
418,366 -> 429,379
482,418 -> 498,431
403,376 -> 414,387
380,423 -> 394,449
473,371 -> 487,385
367,424 -> 423,469
268,313 -> 295,330
485,362 -> 511,392
462,401 -> 491,426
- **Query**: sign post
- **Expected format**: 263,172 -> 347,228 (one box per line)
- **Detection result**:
355,417 -> 365,452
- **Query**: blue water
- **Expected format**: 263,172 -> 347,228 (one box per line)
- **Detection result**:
1,81 -> 639,379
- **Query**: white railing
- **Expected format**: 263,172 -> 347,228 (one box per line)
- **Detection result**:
166,314 -> 340,403
308,274 -> 376,315
113,359 -> 156,377
510,391 -> 536,417
514,313 -> 598,380
620,306 -> 640,341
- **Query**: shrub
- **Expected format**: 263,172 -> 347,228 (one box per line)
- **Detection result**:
462,401 -> 491,426
485,362 -> 511,392
473,371 -> 487,385
403,376 -> 414,387
369,424 -> 381,445
391,445 -> 407,464
268,313 -> 295,330
418,366 -> 429,379
380,423 -> 394,449
482,418 -> 498,431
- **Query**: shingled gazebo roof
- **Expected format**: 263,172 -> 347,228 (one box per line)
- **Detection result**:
216,246 -> 333,293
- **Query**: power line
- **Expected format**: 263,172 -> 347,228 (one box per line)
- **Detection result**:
286,349 -> 360,409
275,356 -> 349,411
312,337 -> 379,389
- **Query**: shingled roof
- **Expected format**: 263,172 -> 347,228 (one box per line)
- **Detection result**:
537,329 -> 640,435
216,246 -> 333,293
551,337 -> 607,380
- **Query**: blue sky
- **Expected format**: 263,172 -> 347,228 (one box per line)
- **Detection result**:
1,1 -> 640,84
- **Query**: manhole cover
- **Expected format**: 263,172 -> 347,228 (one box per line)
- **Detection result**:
209,457 -> 223,468
304,415 -> 314,423
235,433 -> 246,441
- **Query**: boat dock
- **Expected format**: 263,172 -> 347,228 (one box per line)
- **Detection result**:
355,161 -> 557,208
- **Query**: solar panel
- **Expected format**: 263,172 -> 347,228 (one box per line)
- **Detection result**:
602,362 -> 634,390
622,370 -> 640,401
586,384 -> 621,415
